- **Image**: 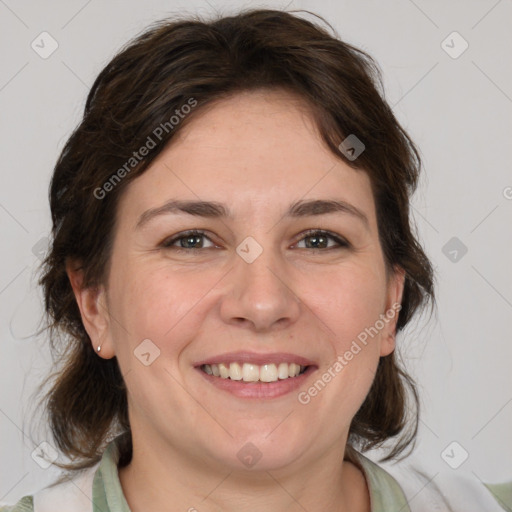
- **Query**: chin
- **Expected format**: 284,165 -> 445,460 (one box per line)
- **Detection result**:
218,431 -> 309,472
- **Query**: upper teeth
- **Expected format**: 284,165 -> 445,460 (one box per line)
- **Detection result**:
202,362 -> 305,382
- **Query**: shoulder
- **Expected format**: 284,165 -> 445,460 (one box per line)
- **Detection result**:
33,464 -> 98,512
352,450 -> 511,512
378,456 -> 511,512
483,481 -> 512,511
0,496 -> 34,512
0,463 -> 98,512
2,435 -> 127,512
354,452 -> 411,511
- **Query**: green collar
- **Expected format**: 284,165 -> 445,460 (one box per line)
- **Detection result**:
92,439 -> 131,512
92,437 -> 410,512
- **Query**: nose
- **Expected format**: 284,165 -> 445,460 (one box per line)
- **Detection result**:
219,245 -> 301,332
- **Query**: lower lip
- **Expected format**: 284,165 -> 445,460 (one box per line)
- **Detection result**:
196,366 -> 316,399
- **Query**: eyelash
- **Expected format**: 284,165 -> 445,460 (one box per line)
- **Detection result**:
160,229 -> 350,251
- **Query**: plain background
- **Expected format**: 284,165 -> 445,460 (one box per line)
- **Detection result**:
1,0 -> 511,504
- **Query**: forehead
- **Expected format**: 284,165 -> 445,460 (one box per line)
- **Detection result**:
117,90 -> 377,227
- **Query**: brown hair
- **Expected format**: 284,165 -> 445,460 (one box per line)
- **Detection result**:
38,8 -> 435,470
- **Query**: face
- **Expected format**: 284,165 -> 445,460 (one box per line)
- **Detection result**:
72,90 -> 404,473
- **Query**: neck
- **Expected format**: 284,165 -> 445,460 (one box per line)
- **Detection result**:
118,431 -> 370,512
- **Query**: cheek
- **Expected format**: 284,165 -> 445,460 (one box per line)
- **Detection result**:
107,263 -> 214,356
105,266 -> 205,406
302,267 -> 387,409
310,263 -> 388,353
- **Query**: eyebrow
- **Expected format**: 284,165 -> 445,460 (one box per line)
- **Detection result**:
136,198 -> 370,230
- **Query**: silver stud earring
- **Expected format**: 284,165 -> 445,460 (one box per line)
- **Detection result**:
97,345 -> 101,353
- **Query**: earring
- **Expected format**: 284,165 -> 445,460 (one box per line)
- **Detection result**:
97,345 -> 101,353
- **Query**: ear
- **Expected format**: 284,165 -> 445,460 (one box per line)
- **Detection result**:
379,265 -> 406,357
66,259 -> 115,359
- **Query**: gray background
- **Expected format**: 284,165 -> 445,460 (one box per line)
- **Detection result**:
1,0 -> 511,503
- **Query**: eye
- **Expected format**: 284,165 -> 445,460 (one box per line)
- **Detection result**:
161,230 -> 216,250
160,229 -> 350,252
294,229 -> 350,250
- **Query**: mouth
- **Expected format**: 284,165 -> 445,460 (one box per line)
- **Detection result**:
194,352 -> 317,399
201,362 -> 308,382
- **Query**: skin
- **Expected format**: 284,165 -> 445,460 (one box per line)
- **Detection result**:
68,89 -> 405,512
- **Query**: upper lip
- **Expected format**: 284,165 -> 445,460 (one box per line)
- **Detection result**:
194,351 -> 316,367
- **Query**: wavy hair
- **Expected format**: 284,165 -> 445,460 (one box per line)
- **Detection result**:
38,8 -> 435,470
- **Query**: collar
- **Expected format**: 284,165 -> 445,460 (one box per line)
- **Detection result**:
91,436 -> 410,512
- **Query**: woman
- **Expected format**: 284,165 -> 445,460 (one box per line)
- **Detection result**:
4,7 -> 506,512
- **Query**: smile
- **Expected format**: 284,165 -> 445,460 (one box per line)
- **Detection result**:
195,351 -> 316,398
201,362 -> 308,382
